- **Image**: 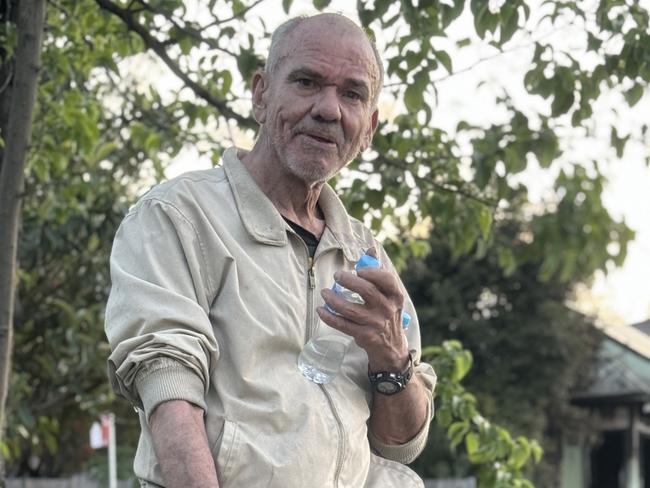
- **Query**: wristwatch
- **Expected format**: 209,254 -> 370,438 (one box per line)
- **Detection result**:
368,352 -> 414,395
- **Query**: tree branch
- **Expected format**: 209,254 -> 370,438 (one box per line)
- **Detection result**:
384,25 -> 570,89
45,0 -> 69,17
142,4 -> 239,58
94,0 -> 256,131
205,0 -> 267,27
369,154 -> 498,207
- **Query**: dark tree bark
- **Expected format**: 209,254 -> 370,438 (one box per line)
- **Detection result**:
0,0 -> 20,173
0,0 -> 46,482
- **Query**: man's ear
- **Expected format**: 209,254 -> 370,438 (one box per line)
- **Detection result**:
371,109 -> 379,132
362,109 -> 380,150
251,70 -> 268,124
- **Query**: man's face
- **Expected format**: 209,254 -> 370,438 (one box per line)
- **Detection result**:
253,19 -> 380,184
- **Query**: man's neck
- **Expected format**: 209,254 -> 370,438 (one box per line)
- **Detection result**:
239,143 -> 326,238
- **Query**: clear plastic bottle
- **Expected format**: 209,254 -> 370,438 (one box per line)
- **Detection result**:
298,253 -> 411,384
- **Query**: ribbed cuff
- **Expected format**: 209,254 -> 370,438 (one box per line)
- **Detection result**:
134,358 -> 207,422
368,396 -> 433,464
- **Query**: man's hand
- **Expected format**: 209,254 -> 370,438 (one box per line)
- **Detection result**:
317,249 -> 430,445
316,249 -> 409,372
150,400 -> 220,488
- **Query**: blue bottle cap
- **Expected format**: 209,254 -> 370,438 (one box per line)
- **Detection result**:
355,254 -> 380,271
401,311 -> 411,330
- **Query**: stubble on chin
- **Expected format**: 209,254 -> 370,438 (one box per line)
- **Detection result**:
284,153 -> 336,184
272,136 -> 342,184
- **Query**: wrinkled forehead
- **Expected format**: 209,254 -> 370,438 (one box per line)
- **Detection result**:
273,16 -> 381,92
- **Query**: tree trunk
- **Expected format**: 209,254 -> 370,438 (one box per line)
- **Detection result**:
0,1 -> 20,173
0,0 -> 46,480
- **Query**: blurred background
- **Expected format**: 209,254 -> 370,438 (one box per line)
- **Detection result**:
1,0 -> 649,487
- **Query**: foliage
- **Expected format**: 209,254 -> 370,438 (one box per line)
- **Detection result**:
1,0 -> 182,475
0,0 -> 647,484
404,224 -> 601,486
423,341 -> 542,488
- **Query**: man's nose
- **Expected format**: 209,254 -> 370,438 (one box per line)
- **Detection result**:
310,86 -> 341,122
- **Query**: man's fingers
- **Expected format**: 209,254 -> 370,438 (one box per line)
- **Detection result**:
317,306 -> 365,339
317,306 -> 407,363
334,268 -> 403,305
332,271 -> 378,303
357,267 -> 403,301
321,288 -> 380,327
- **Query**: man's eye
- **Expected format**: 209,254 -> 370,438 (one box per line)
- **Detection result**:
344,91 -> 362,101
296,78 -> 314,88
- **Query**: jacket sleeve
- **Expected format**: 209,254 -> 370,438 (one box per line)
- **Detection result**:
367,243 -> 437,464
105,198 -> 220,422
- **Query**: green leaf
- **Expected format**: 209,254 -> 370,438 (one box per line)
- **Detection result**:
93,141 -> 118,163
448,421 -> 470,448
465,432 -> 479,454
453,350 -> 473,381
232,0 -> 245,15
436,405 -> 453,427
405,50 -> 423,70
88,233 -> 100,253
471,0 -> 490,38
221,27 -> 236,39
508,441 -> 531,469
371,0 -> 392,21
366,189 -> 385,210
0,441 -> 9,460
587,31 -> 603,51
237,49 -> 260,82
18,407 -> 36,430
473,153 -> 494,190
178,35 -> 193,55
536,130 -> 559,167
624,83 -> 644,107
538,253 -> 559,281
313,0 -> 331,11
435,50 -> 453,73
551,89 -> 575,116
220,70 -> 233,95
144,132 -> 162,153
611,127 -> 630,158
282,0 -> 293,14
504,145 -> 525,173
498,247 -> 517,276
531,441 -> 544,463
478,207 -> 493,241
404,84 -> 424,112
500,5 -> 519,44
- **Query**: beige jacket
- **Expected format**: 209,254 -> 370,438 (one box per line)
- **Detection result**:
105,148 -> 437,488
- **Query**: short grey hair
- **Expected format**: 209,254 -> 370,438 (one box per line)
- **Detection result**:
265,14 -> 385,105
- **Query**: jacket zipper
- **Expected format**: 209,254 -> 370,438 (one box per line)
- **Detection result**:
290,229 -> 348,485
306,257 -> 316,342
304,253 -> 347,486
322,386 -> 347,486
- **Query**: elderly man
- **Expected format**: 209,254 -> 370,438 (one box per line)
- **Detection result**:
105,12 -> 436,488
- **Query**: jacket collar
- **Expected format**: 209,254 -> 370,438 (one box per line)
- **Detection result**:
222,147 -> 358,262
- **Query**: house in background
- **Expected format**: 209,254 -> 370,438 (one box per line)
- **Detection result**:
561,320 -> 650,488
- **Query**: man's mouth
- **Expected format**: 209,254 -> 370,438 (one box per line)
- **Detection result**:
303,133 -> 336,145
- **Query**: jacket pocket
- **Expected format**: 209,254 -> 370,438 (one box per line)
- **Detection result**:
365,453 -> 424,488
212,418 -> 239,486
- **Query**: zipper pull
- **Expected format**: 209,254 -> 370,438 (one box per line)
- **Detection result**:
308,259 -> 315,290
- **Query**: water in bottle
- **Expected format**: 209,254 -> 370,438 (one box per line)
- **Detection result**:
297,334 -> 350,384
298,253 -> 380,384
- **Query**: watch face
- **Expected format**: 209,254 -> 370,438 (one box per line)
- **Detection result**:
377,380 -> 401,394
